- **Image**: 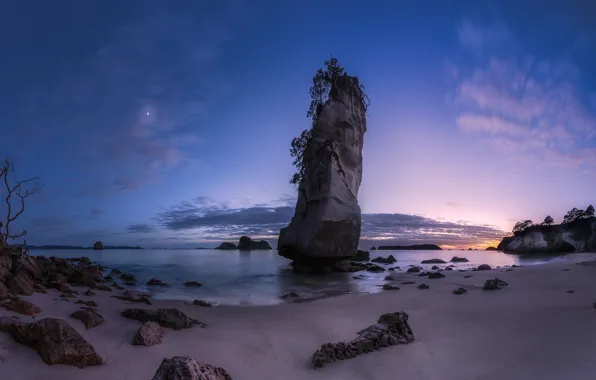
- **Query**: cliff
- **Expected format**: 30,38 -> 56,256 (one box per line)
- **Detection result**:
278,74 -> 367,271
497,217 -> 596,253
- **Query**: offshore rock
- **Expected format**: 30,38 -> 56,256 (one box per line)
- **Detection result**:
279,74 -> 367,270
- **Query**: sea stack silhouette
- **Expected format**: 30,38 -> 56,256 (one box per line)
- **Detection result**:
278,73 -> 367,273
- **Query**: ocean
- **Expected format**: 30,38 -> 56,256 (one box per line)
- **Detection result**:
34,248 -> 572,306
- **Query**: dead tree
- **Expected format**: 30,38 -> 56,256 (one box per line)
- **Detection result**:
0,157 -> 41,247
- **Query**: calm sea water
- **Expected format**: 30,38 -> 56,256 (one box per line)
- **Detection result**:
33,248 -> 572,306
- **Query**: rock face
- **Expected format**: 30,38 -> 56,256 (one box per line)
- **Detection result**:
237,236 -> 272,250
0,318 -> 103,367
497,217 -> 596,253
311,311 -> 414,368
151,356 -> 233,380
278,74 -> 367,270
133,321 -> 165,346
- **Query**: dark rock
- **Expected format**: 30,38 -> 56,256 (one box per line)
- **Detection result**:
371,255 -> 397,264
350,250 -> 370,261
97,284 -> 112,291
311,312 -> 415,368
384,275 -> 393,281
421,259 -> 446,264
214,242 -> 237,250
427,272 -> 445,279
382,284 -> 399,290
567,290 -> 575,294
406,266 -> 421,273
133,321 -> 165,346
431,265 -> 439,270
401,281 -> 416,285
464,275 -> 473,278
120,273 -> 136,282
352,275 -> 366,280
445,267 -> 453,271
147,278 -> 169,286
48,281 -> 73,293
110,268 -> 122,275
192,300 -> 213,307
450,256 -> 469,262
0,318 -> 103,367
417,284 -> 429,289
112,294 -> 152,305
365,264 -> 385,273
120,308 -> 206,329
506,269 -> 514,272
453,287 -> 467,295
124,281 -> 136,286
477,264 -> 491,271
70,310 -> 105,329
485,246 -> 498,251
1,297 -> 42,315
150,356 -> 232,380
237,236 -> 272,250
483,278 -> 508,290
6,270 -> 34,296
84,289 -> 96,296
76,300 -> 98,307
280,292 -> 301,302
60,292 -> 77,299
184,281 -> 202,287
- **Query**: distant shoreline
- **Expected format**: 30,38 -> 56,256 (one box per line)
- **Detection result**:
27,245 -> 144,250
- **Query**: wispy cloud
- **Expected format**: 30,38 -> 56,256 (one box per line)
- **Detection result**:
126,224 -> 156,234
451,21 -> 596,170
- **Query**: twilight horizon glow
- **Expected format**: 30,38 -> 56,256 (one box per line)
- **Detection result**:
0,0 -> 594,249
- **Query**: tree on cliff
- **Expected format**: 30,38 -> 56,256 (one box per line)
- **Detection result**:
290,56 -> 370,186
563,207 -> 588,224
512,220 -> 533,235
586,204 -> 595,217
0,157 -> 41,247
542,215 -> 554,225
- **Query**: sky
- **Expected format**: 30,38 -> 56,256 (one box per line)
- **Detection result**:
0,0 -> 595,249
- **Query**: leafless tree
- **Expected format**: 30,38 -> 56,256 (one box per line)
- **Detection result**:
0,157 -> 41,247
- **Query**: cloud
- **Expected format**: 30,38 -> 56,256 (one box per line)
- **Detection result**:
18,2 -> 251,199
126,224 -> 156,234
458,20 -> 512,53
445,202 -> 458,207
451,22 -> 596,170
155,197 -> 506,246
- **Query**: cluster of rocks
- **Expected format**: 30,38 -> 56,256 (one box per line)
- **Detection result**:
215,236 -> 272,250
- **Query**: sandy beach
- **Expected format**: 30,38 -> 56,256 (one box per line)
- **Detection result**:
2,254 -> 596,380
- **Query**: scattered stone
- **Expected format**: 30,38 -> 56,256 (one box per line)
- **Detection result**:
477,264 -> 491,271
84,289 -> 96,296
280,292 -> 301,302
76,300 -> 98,307
133,321 -> 165,346
421,259 -> 446,264
151,356 -> 232,380
0,318 -> 103,367
112,294 -> 152,305
506,269 -> 514,272
483,278 -> 508,290
407,266 -> 421,273
70,310 -> 105,329
120,308 -> 206,329
97,284 -> 112,291
384,275 -> 393,281
311,312 -> 414,368
450,256 -> 469,263
120,273 -> 136,282
382,284 -> 399,290
147,278 -> 169,286
567,290 -> 575,294
365,264 -> 385,273
445,267 -> 453,271
431,265 -> 439,270
563,268 -> 570,271
453,287 -> 467,295
6,270 -> 34,296
192,300 -> 214,307
1,297 -> 42,316
401,281 -> 416,285
371,255 -> 397,264
427,272 -> 445,279
417,284 -> 429,289
184,281 -> 202,287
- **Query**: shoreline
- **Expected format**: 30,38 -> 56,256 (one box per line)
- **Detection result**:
2,253 -> 596,379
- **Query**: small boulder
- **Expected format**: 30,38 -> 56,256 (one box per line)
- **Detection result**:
382,284 -> 399,290
417,283 -> 429,289
184,281 -> 202,287
371,255 -> 397,264
401,281 -> 416,285
280,292 -> 301,302
192,300 -> 213,307
450,256 -> 469,263
365,264 -> 385,273
120,273 -> 136,282
132,321 -> 165,346
427,272 -> 445,279
70,309 -> 105,329
453,287 -> 467,295
421,259 -> 446,264
151,356 -> 232,380
84,289 -> 96,296
0,318 -> 103,367
464,275 -> 473,278
477,264 -> 491,271
483,278 -> 508,290
147,278 -> 169,286
120,308 -> 206,329
1,297 -> 42,316
406,266 -> 421,273
112,294 -> 152,305
76,300 -> 98,307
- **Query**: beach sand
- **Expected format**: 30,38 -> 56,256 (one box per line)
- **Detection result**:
2,255 -> 596,380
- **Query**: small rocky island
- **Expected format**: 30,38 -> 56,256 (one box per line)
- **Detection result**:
278,66 -> 368,273
497,206 -> 596,254
92,241 -> 104,250
215,236 -> 272,250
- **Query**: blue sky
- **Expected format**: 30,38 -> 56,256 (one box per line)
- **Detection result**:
0,0 -> 594,248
